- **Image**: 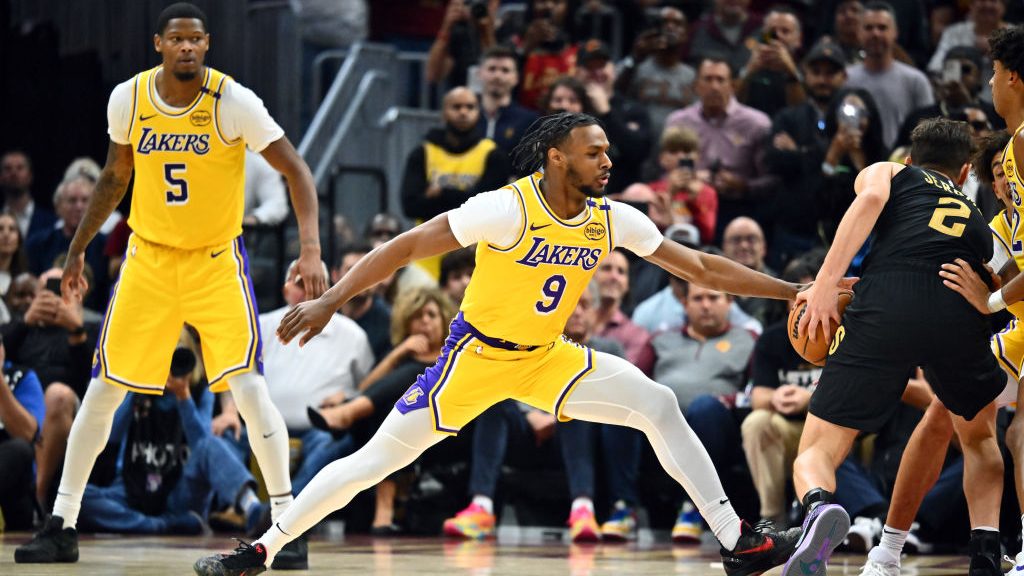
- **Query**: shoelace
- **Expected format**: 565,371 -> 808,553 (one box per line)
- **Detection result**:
750,519 -> 776,533
221,538 -> 263,567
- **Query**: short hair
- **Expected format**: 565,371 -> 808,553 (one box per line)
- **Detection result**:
909,118 -> 974,177
156,2 -> 208,35
439,247 -> 476,287
390,286 -> 457,346
481,45 -> 518,64
697,57 -> 734,79
540,76 -> 595,115
53,175 -> 94,206
863,1 -> 897,26
781,253 -> 821,284
334,242 -> 374,271
512,112 -> 602,176
989,26 -> 1024,78
660,126 -> 700,153
974,131 -> 1013,186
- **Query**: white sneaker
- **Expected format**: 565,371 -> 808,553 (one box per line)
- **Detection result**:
904,522 -> 933,554
846,516 -> 882,553
860,558 -> 900,576
1005,550 -> 1024,576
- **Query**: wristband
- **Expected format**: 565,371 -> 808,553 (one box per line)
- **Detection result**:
988,290 -> 1007,313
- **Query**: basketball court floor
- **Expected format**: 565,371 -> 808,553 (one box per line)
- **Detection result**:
0,532 -> 973,575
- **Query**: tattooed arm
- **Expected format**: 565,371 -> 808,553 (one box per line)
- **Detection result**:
61,141 -> 134,303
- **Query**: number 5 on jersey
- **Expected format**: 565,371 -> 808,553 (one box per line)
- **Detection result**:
164,163 -> 189,205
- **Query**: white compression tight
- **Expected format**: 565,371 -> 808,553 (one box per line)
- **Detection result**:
258,351 -> 740,560
227,371 -> 293,520
52,379 -> 128,528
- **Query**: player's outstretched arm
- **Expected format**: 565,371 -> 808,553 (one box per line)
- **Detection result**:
797,161 -> 895,341
261,137 -> 326,299
62,141 -> 134,303
645,239 -> 801,300
277,213 -> 463,346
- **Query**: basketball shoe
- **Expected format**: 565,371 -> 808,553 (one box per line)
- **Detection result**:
14,515 -> 79,563
781,503 -> 850,576
442,502 -> 496,539
271,536 -> 308,570
720,519 -> 803,576
672,501 -> 703,544
859,558 -> 900,576
193,539 -> 267,576
1005,550 -> 1024,576
600,501 -> 637,542
568,506 -> 600,543
968,529 -> 1002,576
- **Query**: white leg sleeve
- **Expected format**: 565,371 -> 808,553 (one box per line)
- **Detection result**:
258,408 -> 446,560
228,371 -> 293,520
52,379 -> 128,528
561,351 -> 742,550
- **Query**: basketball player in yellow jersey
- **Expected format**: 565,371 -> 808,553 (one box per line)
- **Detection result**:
14,3 -> 326,569
199,113 -> 853,576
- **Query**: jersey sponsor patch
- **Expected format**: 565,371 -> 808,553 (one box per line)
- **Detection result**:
584,222 -> 606,241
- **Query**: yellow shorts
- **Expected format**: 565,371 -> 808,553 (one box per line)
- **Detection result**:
394,313 -> 595,435
993,318 -> 1024,383
92,233 -> 261,394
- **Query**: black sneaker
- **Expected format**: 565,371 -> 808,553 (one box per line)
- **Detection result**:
270,535 -> 308,570
14,515 -> 79,563
781,503 -> 850,576
721,519 -> 802,576
193,539 -> 268,576
968,529 -> 1002,576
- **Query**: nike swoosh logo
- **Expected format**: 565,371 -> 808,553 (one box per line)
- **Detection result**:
138,113 -> 157,122
734,537 -> 774,555
882,529 -> 901,535
529,223 -> 552,231
262,431 -> 277,439
719,498 -> 730,505
211,249 -> 227,258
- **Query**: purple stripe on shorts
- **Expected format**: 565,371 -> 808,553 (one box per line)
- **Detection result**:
394,313 -> 472,417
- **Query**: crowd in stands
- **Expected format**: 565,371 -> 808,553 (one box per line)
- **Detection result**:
4,0 -> 1024,561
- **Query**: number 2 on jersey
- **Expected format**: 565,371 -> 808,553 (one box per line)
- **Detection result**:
927,197 -> 970,237
535,275 -> 567,314
164,163 -> 189,204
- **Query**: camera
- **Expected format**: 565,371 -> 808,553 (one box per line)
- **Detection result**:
45,277 -> 62,296
677,157 -> 695,170
760,28 -> 778,44
469,1 -> 488,20
170,347 -> 197,378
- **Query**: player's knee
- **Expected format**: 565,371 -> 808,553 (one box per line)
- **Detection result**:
642,384 -> 682,426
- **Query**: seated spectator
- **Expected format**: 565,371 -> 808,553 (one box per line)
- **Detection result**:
540,76 -> 595,115
591,249 -> 649,365
737,6 -> 807,118
243,149 -> 288,227
426,0 -> 498,89
0,213 -> 29,324
334,243 -> 393,362
832,0 -> 866,65
926,0 -> 1009,102
6,272 -> 37,322
2,266 -> 100,511
439,247 -> 476,306
516,0 -> 580,110
617,127 -> 718,244
616,6 -> 696,132
685,0 -> 762,76
1,149 -> 56,240
0,343 -> 45,530
474,45 -> 538,154
442,280 -> 643,542
26,174 -> 108,310
79,328 -> 263,535
722,217 -> 783,327
308,286 -> 457,534
666,58 -> 775,240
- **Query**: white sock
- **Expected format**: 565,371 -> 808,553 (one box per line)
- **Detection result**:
1020,514 -> 1024,546
228,372 -> 293,512
975,525 -> 998,532
571,497 -> 594,514
472,495 -> 494,515
52,379 -> 128,528
868,524 -> 908,565
269,494 -> 294,524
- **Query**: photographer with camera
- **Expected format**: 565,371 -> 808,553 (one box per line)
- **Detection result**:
517,0 -> 579,110
737,6 -> 806,118
426,0 -> 498,89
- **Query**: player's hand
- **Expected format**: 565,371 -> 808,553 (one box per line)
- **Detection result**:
940,258 -> 992,314
795,282 -> 841,344
61,252 -> 89,306
211,410 -> 242,440
278,297 -> 334,346
295,252 -> 327,300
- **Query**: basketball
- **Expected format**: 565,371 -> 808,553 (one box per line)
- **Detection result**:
788,290 -> 854,367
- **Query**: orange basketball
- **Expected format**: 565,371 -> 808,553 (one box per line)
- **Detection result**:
788,290 -> 854,367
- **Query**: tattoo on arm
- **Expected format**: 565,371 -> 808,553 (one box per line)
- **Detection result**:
69,143 -> 132,256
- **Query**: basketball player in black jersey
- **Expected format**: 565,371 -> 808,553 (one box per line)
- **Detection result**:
780,118 -> 1006,576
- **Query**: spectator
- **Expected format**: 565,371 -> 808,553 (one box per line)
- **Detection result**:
666,58 -> 775,240
573,39 -> 653,194
632,271 -> 763,337
442,280 -> 643,542
541,76 -> 595,115
686,0 -> 762,76
639,280 -> 758,542
818,0 -> 930,67
737,6 -> 806,118
927,0 -> 1008,102
243,149 -> 289,227
592,249 -> 649,365
0,212 -> 28,297
439,246 -> 476,306
308,286 -> 457,534
400,86 -> 511,279
832,0 -> 865,64
334,243 -> 393,363
79,328 -> 264,535
26,175 -> 109,310
722,217 -> 781,327
616,7 -> 696,131
617,127 -> 717,244
6,272 -> 37,321
426,0 -> 498,89
1,150 -> 55,240
474,45 -> 539,154
844,1 -> 935,150
764,36 -> 848,268
517,0 -> 580,110
364,213 -> 402,247
0,345 -> 44,531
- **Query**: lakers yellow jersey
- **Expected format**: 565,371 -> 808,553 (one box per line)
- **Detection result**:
460,173 -> 613,346
127,66 -> 245,249
1006,122 -> 1024,220
990,209 -> 1024,318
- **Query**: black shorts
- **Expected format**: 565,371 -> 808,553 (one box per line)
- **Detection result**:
809,268 -> 1005,432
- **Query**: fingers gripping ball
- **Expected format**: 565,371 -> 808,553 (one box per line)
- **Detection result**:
788,290 -> 854,367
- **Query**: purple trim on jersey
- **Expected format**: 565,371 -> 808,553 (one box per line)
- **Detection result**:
553,345 -> 594,417
395,314 -> 474,423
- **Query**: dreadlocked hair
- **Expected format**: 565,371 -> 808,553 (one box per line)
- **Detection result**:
511,112 -> 601,177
